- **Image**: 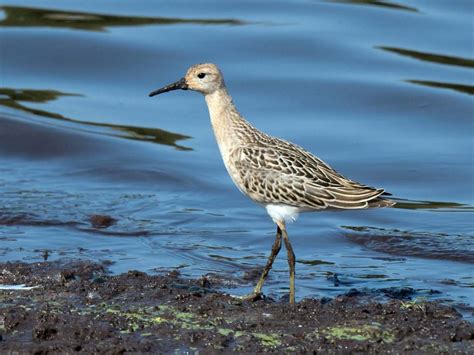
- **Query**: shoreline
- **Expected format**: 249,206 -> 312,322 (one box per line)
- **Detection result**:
1,259 -> 473,353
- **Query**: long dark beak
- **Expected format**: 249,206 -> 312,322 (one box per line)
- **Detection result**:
148,78 -> 188,97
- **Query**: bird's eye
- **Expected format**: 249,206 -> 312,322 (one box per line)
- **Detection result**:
197,73 -> 206,79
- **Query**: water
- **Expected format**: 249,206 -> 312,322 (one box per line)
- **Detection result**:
0,0 -> 473,313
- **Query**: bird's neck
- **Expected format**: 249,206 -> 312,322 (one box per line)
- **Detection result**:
204,87 -> 239,126
204,88 -> 250,153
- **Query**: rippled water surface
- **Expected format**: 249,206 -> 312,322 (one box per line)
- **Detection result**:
0,0 -> 473,313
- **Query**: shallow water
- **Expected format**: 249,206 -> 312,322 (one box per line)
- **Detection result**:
0,0 -> 473,313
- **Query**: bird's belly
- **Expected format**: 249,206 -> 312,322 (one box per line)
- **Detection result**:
265,204 -> 302,224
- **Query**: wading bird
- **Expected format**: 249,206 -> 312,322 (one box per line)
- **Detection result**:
149,63 -> 393,303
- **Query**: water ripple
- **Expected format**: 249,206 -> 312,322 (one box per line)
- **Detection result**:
406,80 -> 474,96
342,226 -> 474,263
391,198 -> 474,212
0,88 -> 192,150
378,46 -> 474,69
328,0 -> 418,13
0,6 -> 248,32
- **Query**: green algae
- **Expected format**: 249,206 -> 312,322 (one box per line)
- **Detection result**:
18,300 -> 286,349
217,328 -> 233,336
106,306 -> 164,332
400,298 -> 427,312
253,332 -> 282,347
217,328 -> 281,347
174,310 -> 195,321
2,290 -> 400,350
105,304 -> 213,332
323,324 -> 395,343
152,316 -> 166,324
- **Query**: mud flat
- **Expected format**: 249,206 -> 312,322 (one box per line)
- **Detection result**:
0,260 -> 473,353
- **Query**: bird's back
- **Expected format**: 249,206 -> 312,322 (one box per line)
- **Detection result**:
227,123 -> 393,211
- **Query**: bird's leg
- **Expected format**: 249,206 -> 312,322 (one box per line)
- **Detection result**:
239,226 -> 281,301
253,225 -> 282,295
277,220 -> 296,304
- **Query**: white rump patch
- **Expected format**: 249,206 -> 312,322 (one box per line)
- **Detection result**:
265,204 -> 300,224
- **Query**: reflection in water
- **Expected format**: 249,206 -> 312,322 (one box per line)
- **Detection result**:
378,46 -> 474,69
0,88 -> 192,150
0,88 -> 81,120
328,0 -> 417,12
406,80 -> 474,96
0,6 -> 246,32
342,226 -> 474,263
391,198 -> 473,211
378,46 -> 474,96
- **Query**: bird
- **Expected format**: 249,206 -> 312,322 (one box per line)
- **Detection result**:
149,63 -> 394,303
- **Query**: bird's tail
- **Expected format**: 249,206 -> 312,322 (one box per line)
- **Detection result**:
367,198 -> 396,208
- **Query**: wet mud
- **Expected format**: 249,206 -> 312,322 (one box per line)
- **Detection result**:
1,260 -> 473,353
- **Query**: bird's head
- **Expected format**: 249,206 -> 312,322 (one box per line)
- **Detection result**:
149,63 -> 224,97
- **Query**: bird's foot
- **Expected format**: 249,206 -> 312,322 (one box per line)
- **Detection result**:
232,292 -> 264,302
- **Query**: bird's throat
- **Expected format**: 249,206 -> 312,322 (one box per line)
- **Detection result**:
204,88 -> 245,155
204,88 -> 235,126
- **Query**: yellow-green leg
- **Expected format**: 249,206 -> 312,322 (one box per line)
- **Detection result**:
277,220 -> 295,304
240,226 -> 282,301
253,226 -> 282,295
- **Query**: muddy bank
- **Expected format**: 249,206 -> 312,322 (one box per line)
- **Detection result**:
0,260 -> 473,353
